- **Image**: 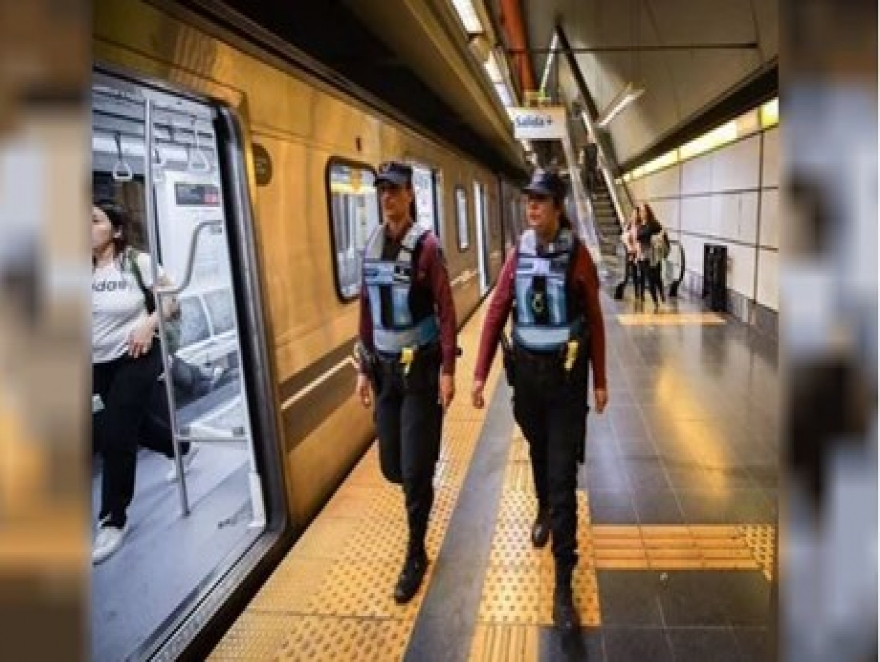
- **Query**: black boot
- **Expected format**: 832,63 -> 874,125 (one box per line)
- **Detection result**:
530,507 -> 551,548
394,547 -> 428,604
553,568 -> 580,631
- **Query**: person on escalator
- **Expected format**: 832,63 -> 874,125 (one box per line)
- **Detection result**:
91,199 -> 197,564
470,169 -> 608,632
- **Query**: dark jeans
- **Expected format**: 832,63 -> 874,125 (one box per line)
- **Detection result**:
93,346 -> 188,528
636,259 -> 660,304
512,352 -> 588,570
373,348 -> 443,556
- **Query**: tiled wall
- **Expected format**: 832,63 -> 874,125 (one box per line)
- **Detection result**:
628,127 -> 779,334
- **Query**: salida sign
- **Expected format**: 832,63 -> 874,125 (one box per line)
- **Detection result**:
509,106 -> 567,140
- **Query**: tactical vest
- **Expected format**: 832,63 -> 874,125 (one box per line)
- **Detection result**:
512,228 -> 585,352
362,223 -> 439,354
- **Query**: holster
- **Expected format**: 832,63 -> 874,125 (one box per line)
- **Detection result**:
500,333 -> 515,386
356,341 -> 380,390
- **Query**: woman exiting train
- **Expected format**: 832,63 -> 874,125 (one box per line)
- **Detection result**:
91,200 -> 196,564
354,161 -> 457,604
471,169 -> 608,631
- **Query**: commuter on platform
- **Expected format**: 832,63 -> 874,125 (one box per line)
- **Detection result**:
470,169 -> 608,631
354,161 -> 457,604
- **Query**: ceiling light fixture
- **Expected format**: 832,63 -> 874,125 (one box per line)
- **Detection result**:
596,82 -> 645,128
451,0 -> 484,35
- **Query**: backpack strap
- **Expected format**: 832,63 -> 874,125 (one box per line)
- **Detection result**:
126,247 -> 156,314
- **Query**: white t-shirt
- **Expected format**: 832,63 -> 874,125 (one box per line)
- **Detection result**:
92,251 -> 165,363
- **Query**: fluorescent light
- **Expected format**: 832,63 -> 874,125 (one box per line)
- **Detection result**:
760,98 -> 779,128
484,51 -> 503,83
494,82 -> 513,106
679,121 -> 738,160
451,0 -> 483,34
596,82 -> 645,128
539,32 -> 559,94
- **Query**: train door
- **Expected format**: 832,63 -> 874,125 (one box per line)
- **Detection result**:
474,181 -> 490,296
91,71 -> 283,661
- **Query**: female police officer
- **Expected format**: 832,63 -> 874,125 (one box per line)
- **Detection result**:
471,169 -> 608,630
354,160 -> 457,604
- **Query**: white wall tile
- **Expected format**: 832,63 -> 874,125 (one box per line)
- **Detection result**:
681,195 -> 712,235
756,248 -> 779,310
759,188 -> 779,248
762,127 -> 779,187
681,154 -> 712,194
711,134 -> 760,191
644,165 -> 681,198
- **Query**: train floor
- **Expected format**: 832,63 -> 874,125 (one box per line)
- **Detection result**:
212,281 -> 778,662
92,442 -> 256,661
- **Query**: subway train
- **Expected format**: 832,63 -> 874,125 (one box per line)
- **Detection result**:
92,1 -> 525,659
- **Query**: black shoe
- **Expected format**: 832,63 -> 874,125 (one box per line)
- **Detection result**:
531,508 -> 551,548
393,552 -> 428,604
553,582 -> 580,631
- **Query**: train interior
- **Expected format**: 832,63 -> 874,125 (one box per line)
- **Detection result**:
90,72 -> 271,662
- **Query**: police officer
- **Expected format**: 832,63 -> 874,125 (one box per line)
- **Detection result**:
354,160 -> 457,604
471,169 -> 608,630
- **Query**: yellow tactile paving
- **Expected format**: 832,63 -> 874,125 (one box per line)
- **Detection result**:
741,524 -> 776,581
468,624 -> 540,662
477,423 -> 603,635
210,299 -> 505,661
616,312 -> 727,326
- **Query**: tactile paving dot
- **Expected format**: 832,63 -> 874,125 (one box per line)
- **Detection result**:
740,524 -> 775,580
209,612 -> 293,661
276,616 -> 410,662
306,561 -> 428,620
292,517 -> 361,560
340,518 -> 443,562
496,491 -> 541,523
248,558 -> 334,613
488,524 -> 544,566
478,564 -> 543,624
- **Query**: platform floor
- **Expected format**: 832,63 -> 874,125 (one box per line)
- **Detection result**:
211,286 -> 777,661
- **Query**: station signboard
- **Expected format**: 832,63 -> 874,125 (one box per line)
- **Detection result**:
509,106 -> 567,140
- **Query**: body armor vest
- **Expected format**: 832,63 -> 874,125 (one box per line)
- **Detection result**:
363,223 -> 439,354
512,227 -> 585,352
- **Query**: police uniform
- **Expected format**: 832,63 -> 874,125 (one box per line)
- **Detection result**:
356,161 -> 458,604
473,170 -> 608,630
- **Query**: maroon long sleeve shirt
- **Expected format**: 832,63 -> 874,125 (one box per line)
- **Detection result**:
358,228 -> 458,376
473,241 -> 607,389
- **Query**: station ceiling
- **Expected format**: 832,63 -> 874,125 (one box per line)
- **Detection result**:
515,0 -> 779,166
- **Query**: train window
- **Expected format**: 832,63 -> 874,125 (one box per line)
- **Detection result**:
455,186 -> 469,251
326,159 -> 381,301
409,162 -> 438,235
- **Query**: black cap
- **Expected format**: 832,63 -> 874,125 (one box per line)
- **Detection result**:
523,169 -> 566,200
375,160 -> 413,187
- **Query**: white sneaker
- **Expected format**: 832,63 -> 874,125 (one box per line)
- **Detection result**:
93,523 -> 127,565
166,445 -> 199,482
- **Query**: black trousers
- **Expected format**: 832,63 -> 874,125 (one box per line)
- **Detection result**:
512,353 -> 588,570
93,346 -> 164,528
93,346 -> 187,528
373,350 -> 443,556
636,259 -> 661,304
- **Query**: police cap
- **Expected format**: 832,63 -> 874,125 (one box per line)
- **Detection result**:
523,169 -> 566,201
375,160 -> 413,187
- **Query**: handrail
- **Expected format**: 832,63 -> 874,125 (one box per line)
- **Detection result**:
155,219 -> 223,296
